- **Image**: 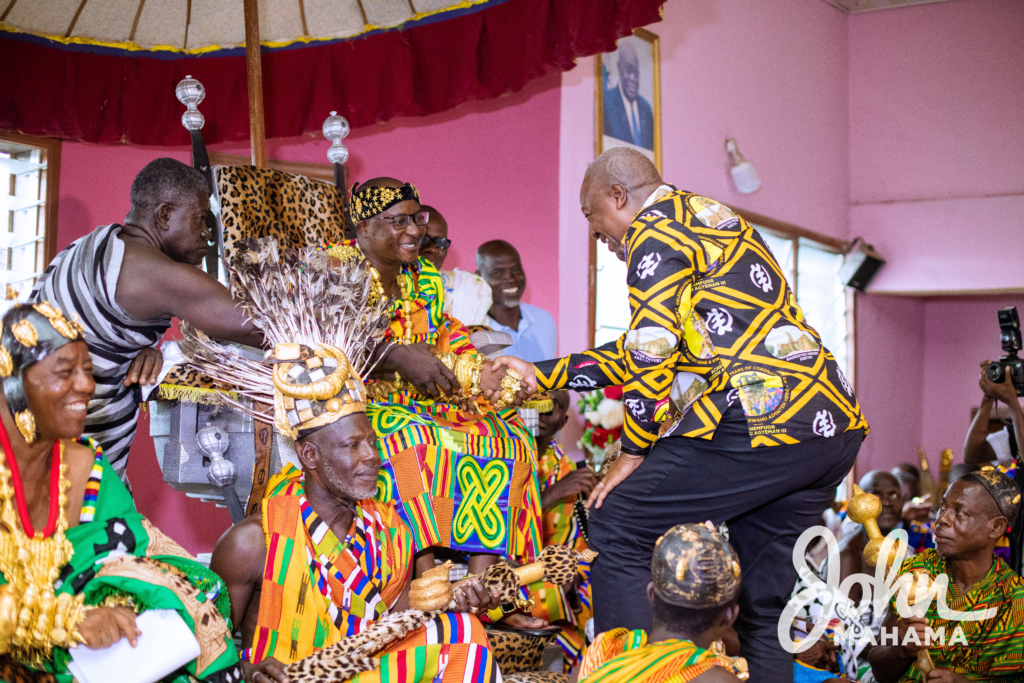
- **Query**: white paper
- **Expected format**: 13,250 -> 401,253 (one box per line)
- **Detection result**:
69,609 -> 202,683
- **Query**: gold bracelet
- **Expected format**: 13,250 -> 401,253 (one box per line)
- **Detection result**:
435,352 -> 485,398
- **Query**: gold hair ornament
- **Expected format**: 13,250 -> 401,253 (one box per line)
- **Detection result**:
32,303 -> 81,341
11,321 -> 37,348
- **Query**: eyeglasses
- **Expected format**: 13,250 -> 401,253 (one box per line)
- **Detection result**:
421,236 -> 452,250
378,210 -> 430,231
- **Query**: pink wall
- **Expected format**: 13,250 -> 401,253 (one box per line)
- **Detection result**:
853,294 -> 926,474
919,295 -> 1024,467
653,0 -> 851,240
856,294 -> 1024,476
848,0 -> 1024,293
56,74 -> 562,554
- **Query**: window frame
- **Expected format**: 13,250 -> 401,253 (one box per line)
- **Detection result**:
0,131 -> 62,270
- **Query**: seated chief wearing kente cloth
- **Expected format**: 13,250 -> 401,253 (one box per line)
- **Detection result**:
320,179 -> 541,578
575,522 -> 748,683
869,468 -> 1024,682
0,303 -> 240,683
181,239 -> 501,683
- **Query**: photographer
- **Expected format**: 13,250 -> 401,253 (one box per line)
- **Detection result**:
964,359 -> 1024,573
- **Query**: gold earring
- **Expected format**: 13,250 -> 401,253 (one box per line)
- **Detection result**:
15,410 -> 36,444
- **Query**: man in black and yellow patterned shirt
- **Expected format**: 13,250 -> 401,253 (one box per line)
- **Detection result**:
496,148 -> 868,681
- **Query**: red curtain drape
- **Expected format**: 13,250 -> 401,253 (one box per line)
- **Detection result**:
0,0 -> 664,145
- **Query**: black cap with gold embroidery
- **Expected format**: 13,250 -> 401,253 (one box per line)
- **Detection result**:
651,522 -> 741,609
963,467 -> 1022,522
349,182 -> 420,223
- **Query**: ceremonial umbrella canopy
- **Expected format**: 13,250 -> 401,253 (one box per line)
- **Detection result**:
0,0 -> 665,159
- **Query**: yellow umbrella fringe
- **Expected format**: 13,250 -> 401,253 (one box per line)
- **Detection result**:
156,384 -> 237,404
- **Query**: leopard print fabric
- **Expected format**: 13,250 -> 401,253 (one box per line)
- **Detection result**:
539,545 -> 577,586
285,609 -> 435,683
216,165 -> 345,264
0,656 -> 54,683
485,628 -> 556,675
481,562 -> 519,602
504,672 -> 569,683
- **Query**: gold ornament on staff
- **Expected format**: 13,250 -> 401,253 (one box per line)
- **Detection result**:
902,570 -> 936,674
408,546 -> 598,612
846,485 -> 902,569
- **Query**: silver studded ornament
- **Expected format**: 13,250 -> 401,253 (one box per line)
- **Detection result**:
176,75 -> 206,131
323,111 -> 350,165
196,421 -> 237,487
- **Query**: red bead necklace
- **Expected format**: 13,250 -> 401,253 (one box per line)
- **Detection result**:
0,416 -> 61,538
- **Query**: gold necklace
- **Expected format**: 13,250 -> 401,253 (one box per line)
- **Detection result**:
0,441 -> 86,668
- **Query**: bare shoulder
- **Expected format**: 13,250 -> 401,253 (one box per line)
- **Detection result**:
64,439 -> 97,490
692,666 -> 743,683
211,514 -> 267,582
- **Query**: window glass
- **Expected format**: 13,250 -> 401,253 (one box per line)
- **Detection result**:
0,143 -> 49,290
756,229 -> 795,288
594,244 -> 631,347
796,239 -> 848,377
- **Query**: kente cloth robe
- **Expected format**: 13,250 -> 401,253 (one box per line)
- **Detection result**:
251,465 -> 499,682
576,629 -> 746,683
890,549 -> 1024,681
334,244 -> 541,562
0,438 -> 241,683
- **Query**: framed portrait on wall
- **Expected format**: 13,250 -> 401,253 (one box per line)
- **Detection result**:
589,28 -> 661,346
595,28 -> 662,171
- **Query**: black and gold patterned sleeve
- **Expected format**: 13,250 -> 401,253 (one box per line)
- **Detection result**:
535,205 -> 705,455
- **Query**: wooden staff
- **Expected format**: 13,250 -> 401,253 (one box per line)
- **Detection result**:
243,0 -> 267,168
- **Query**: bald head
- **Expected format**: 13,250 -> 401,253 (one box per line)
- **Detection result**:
477,239 -> 519,265
859,470 -> 900,492
580,148 -> 664,262
583,147 -> 662,196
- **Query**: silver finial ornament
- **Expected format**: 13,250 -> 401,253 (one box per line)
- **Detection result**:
323,111 -> 350,165
196,421 -> 237,487
176,75 -> 206,131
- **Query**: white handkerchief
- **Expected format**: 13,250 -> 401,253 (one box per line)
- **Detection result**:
69,609 -> 201,683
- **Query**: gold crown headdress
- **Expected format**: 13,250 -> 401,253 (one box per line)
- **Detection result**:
178,238 -> 392,439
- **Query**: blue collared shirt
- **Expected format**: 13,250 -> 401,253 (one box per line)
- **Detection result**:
485,302 -> 557,362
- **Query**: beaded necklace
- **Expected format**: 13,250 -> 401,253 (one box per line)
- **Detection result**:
0,418 -> 84,667
318,241 -> 418,343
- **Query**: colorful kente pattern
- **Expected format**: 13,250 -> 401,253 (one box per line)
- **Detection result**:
252,467 -> 499,683
891,549 -> 1024,680
77,437 -> 104,524
577,629 -> 745,683
329,246 -> 541,561
526,442 -> 592,672
535,188 -> 868,454
252,465 -> 412,664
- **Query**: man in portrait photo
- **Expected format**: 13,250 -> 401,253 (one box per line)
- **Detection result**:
603,39 -> 655,150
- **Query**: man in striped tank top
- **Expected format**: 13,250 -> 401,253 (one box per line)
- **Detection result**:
30,158 -> 264,479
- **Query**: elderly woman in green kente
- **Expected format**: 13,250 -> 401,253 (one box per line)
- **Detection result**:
0,302 -> 240,683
